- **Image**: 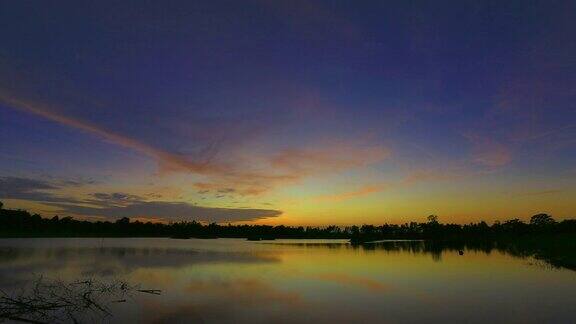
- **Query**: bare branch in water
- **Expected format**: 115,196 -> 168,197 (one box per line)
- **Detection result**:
136,289 -> 162,295
0,277 -> 160,323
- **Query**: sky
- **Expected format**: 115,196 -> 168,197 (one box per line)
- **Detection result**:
0,0 -> 575,225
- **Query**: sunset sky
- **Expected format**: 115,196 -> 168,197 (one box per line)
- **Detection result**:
1,0 -> 575,225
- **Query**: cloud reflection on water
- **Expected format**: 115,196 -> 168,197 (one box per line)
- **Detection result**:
0,238 -> 575,323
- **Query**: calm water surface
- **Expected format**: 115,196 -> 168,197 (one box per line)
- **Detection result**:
0,238 -> 575,323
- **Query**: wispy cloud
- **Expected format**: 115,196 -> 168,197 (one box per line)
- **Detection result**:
312,167 -> 468,203
0,92 -> 226,175
0,92 -> 390,197
49,201 -> 282,223
0,176 -> 82,204
193,142 -> 390,195
463,134 -> 513,168
271,144 -> 389,175
315,184 -> 386,202
82,192 -> 146,207
0,175 -> 283,222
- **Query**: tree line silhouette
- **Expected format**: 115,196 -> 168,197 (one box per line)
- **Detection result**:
1,201 -> 575,240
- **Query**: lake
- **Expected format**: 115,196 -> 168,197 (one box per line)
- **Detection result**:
0,238 -> 575,323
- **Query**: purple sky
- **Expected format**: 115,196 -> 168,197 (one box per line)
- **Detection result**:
1,0 -> 575,224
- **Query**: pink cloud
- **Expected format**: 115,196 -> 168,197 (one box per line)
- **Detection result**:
463,134 -> 513,168
311,167 -> 470,203
315,184 -> 387,202
1,92 -> 390,196
271,144 -> 390,176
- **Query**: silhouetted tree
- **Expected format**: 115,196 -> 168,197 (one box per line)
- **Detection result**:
530,213 -> 555,226
115,217 -> 130,225
0,205 -> 574,240
427,215 -> 439,224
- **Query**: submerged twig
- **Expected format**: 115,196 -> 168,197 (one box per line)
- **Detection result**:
0,277 -> 159,323
136,289 -> 161,295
